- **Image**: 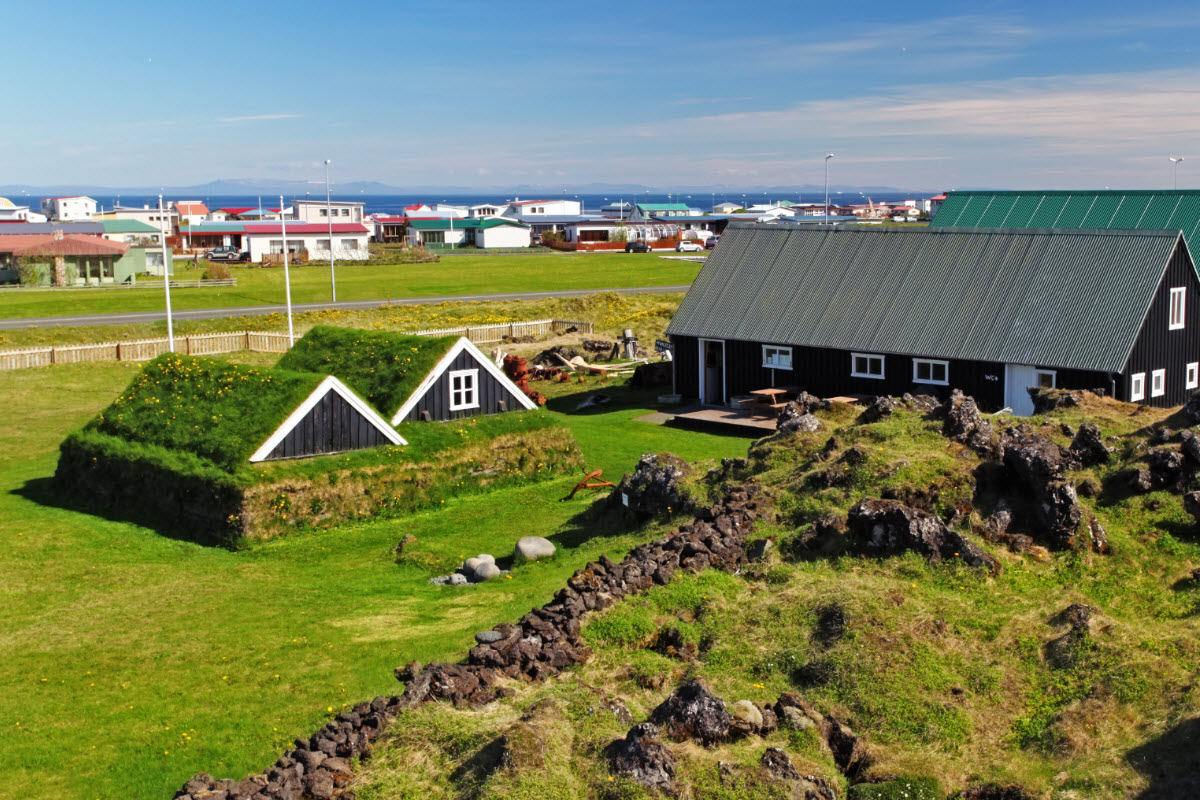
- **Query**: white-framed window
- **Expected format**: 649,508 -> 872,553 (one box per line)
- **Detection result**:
1187,362 -> 1199,390
913,358 -> 949,386
341,238 -> 358,251
851,352 -> 885,379
449,368 -> 479,411
317,238 -> 331,251
1170,287 -> 1186,330
1152,368 -> 1166,397
1131,372 -> 1146,402
762,345 -> 793,370
269,239 -> 284,254
1035,369 -> 1056,389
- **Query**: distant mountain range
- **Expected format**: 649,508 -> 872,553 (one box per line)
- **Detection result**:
0,178 -> 948,198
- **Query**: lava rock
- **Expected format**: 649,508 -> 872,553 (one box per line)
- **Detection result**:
1070,423 -> 1112,466
1029,387 -> 1082,413
747,538 -> 773,562
779,412 -> 823,434
1182,430 -> 1200,466
606,722 -> 676,791
858,395 -> 897,423
848,498 -> 999,574
761,747 -> 802,781
943,396 -> 1001,458
1147,449 -> 1187,491
612,452 -> 694,518
650,678 -> 734,745
513,536 -> 556,563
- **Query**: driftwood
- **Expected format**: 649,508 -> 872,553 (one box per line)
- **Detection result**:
561,468 -> 615,501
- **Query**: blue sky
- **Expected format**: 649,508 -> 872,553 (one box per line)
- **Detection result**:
4,0 -> 1199,191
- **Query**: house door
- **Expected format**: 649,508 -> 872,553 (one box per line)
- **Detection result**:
700,339 -> 725,406
1005,364 -> 1055,416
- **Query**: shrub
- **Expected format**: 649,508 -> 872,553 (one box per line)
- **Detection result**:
203,264 -> 233,280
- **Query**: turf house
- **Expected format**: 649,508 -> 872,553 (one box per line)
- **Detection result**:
276,326 -> 538,424
667,223 -> 1200,415
57,336 -> 574,544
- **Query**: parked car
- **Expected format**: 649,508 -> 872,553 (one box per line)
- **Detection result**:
531,233 -> 543,245
205,246 -> 249,262
624,241 -> 650,253
704,236 -> 721,250
676,240 -> 704,253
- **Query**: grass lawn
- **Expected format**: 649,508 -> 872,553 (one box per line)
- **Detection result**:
0,252 -> 700,321
0,358 -> 750,800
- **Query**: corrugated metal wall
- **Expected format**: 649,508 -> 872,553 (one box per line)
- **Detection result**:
265,391 -> 389,460
401,349 -> 525,422
1122,240 -> 1200,406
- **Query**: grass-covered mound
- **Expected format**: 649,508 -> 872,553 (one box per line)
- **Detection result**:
276,325 -> 458,416
350,393 -> 1200,799
88,353 -> 325,471
55,353 -> 583,545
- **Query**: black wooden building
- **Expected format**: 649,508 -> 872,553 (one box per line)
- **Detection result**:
667,224 -> 1200,414
390,337 -> 538,424
250,376 -> 406,462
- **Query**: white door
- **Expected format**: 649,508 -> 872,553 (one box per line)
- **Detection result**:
1005,364 -> 1055,416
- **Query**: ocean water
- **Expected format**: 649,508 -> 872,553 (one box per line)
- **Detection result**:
89,191 -> 930,217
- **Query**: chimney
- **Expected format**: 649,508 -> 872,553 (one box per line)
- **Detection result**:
52,228 -> 64,241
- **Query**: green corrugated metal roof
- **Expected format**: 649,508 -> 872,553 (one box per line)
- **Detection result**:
666,224 -> 1187,374
637,203 -> 690,211
407,218 -> 528,230
100,219 -> 159,233
933,190 -> 1200,249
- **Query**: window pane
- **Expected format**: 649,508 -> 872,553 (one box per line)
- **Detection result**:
854,356 -> 866,373
933,363 -> 946,382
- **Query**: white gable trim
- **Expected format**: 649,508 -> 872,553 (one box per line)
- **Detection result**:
250,375 -> 406,463
390,336 -> 538,425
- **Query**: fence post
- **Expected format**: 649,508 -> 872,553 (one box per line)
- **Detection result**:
246,331 -> 252,351
50,347 -> 55,365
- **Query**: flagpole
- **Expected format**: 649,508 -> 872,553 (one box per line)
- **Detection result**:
159,194 -> 174,352
280,195 -> 294,345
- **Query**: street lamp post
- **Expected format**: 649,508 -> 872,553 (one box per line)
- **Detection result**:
824,154 -> 835,222
325,159 -> 336,302
280,195 -> 295,345
1171,157 -> 1185,190
158,194 -> 174,352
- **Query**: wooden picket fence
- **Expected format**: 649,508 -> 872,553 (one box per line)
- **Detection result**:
0,319 -> 594,371
406,318 -> 593,344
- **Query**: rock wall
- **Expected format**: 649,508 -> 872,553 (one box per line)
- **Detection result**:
172,483 -> 765,799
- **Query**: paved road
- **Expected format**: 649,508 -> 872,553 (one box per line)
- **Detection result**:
0,285 -> 694,330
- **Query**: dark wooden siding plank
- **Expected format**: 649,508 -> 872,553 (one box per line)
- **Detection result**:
1122,240 -> 1200,406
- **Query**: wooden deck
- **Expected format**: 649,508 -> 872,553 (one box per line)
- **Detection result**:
665,404 -> 779,434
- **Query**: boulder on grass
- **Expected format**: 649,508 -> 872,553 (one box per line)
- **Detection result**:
513,536 -> 555,563
605,722 -> 675,792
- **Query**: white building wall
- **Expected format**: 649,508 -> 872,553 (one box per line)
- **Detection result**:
246,232 -> 369,263
42,196 -> 97,220
292,199 -> 365,224
476,225 -> 531,248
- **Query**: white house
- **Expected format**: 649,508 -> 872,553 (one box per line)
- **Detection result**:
291,198 -> 365,224
0,197 -> 47,222
40,196 -> 97,221
242,222 -> 371,263
468,203 -> 504,218
502,198 -> 582,217
173,201 -> 210,226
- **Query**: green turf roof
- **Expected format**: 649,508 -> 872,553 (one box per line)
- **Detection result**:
88,354 -> 325,472
276,326 -> 459,416
932,190 -> 1200,250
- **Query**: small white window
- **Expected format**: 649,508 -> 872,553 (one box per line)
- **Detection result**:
449,369 -> 479,411
1035,369 -> 1056,389
1152,368 -> 1166,397
1187,362 -> 1198,390
913,358 -> 949,386
1131,372 -> 1146,402
1170,287 -> 1186,330
851,352 -> 885,379
762,345 -> 792,370
341,239 -> 357,250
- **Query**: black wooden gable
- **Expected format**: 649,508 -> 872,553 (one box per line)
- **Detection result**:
397,345 -> 527,423
250,377 -> 405,463
264,390 -> 389,461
